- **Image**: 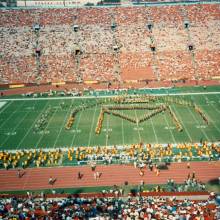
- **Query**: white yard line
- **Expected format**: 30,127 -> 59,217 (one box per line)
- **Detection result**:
0,101 -> 13,114
4,139 -> 220,154
0,101 -> 25,129
70,110 -> 83,147
87,105 -> 97,146
35,101 -> 62,147
121,114 -> 125,145
186,106 -> 210,141
201,95 -> 220,134
1,111 -> 31,147
16,101 -> 50,148
172,105 -> 193,142
105,114 -> 110,147
134,108 -> 142,143
163,113 -> 176,143
150,118 -> 158,143
203,94 -> 220,114
52,99 -> 75,148
2,91 -> 220,101
214,94 -> 220,103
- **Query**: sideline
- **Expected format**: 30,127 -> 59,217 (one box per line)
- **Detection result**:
3,141 -> 220,154
1,91 -> 220,101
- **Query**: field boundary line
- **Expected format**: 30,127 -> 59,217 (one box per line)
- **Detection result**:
2,91 -> 220,101
0,101 -> 13,114
3,140 -> 220,153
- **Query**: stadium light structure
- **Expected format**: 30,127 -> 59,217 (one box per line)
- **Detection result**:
111,22 -> 117,31
147,23 -> 153,31
33,24 -> 40,31
184,21 -> 190,29
188,44 -> 194,51
73,25 -> 79,32
150,44 -> 156,52
35,48 -> 41,57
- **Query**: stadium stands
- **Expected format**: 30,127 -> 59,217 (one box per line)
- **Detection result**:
0,4 -> 220,84
0,195 -> 218,219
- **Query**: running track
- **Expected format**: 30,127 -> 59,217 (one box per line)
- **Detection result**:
0,161 -> 220,191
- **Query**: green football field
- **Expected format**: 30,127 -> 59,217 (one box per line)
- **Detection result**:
0,89 -> 220,151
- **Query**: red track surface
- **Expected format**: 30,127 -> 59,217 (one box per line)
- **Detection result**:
0,161 -> 220,191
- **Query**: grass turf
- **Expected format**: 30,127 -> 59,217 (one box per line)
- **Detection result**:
0,88 -> 220,151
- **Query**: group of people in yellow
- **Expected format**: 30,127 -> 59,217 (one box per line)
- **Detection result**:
0,142 -> 219,169
167,106 -> 183,132
68,142 -> 219,163
194,105 -> 209,124
0,149 -> 62,169
95,109 -> 104,134
65,115 -> 74,130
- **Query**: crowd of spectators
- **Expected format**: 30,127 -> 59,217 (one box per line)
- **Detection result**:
0,4 -> 220,84
0,194 -> 218,219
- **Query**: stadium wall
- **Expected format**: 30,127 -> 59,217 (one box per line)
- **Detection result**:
14,0 -> 220,8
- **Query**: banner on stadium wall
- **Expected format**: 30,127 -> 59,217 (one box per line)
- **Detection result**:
84,80 -> 99,84
9,84 -> 25,89
51,82 -> 66,86
17,0 -> 99,7
124,80 -> 138,83
212,76 -> 220,79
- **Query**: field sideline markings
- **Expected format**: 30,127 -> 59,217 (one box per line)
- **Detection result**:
0,110 -> 31,148
88,104 -> 97,147
53,99 -> 75,148
16,101 -> 50,148
0,101 -> 26,130
171,105 -> 193,142
162,112 -> 176,143
105,113 -> 110,147
204,94 -> 220,115
121,112 -> 125,146
3,140 -> 220,154
186,105 -> 210,141
70,110 -> 83,147
201,95 -> 220,134
2,91 -> 220,101
134,108 -> 142,143
35,100 -> 63,148
150,117 -> 158,143
0,101 -> 13,115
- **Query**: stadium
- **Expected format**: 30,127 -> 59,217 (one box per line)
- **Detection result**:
0,0 -> 220,219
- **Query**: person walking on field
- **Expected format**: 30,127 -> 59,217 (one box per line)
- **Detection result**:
17,169 -> 21,178
48,176 -> 54,185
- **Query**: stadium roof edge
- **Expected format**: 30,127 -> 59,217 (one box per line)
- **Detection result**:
1,0 -> 220,10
